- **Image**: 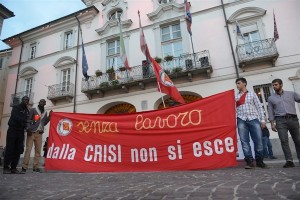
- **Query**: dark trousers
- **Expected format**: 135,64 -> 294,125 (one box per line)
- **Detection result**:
3,127 -> 25,170
276,117 -> 300,162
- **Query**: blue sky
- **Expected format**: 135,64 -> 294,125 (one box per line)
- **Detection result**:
0,0 -> 86,50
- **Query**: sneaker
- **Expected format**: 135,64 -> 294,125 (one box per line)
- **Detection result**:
11,169 -> 25,174
283,161 -> 295,168
3,167 -> 11,174
33,168 -> 41,173
244,159 -> 255,169
269,156 -> 277,159
256,161 -> 269,169
21,167 -> 26,173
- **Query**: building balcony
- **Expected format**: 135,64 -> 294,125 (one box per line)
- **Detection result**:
236,38 -> 279,70
81,51 -> 213,99
47,83 -> 74,105
10,91 -> 34,107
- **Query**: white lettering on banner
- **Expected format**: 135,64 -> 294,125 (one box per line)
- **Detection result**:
193,137 -> 235,157
131,147 -> 158,162
168,140 -> 183,160
47,143 -> 76,160
84,144 -> 122,163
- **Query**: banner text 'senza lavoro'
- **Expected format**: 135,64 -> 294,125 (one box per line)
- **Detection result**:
46,90 -> 237,172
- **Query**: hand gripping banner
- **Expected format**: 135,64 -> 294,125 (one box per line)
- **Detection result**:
46,90 -> 237,172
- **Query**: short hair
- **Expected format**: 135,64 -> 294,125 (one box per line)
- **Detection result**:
235,77 -> 247,85
21,96 -> 29,101
272,78 -> 283,85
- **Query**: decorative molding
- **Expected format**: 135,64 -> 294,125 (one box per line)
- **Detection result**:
228,7 -> 267,23
19,66 -> 38,78
147,2 -> 184,21
53,56 -> 76,68
95,19 -> 132,35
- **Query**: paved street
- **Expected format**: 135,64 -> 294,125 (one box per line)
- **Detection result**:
0,159 -> 299,200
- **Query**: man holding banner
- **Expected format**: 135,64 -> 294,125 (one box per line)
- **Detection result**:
235,78 -> 268,169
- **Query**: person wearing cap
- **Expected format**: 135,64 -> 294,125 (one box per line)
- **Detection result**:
3,96 -> 30,174
22,99 -> 52,173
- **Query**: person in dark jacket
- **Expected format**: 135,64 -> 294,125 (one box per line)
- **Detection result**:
3,96 -> 29,174
262,127 -> 277,159
22,99 -> 51,173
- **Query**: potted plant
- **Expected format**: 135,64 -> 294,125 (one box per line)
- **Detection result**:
106,67 -> 115,80
172,67 -> 183,73
164,55 -> 174,62
154,56 -> 162,63
95,69 -> 103,77
119,66 -> 126,71
111,80 -> 119,86
99,81 -> 109,88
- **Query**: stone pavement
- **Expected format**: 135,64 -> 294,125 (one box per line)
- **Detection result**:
0,159 -> 299,200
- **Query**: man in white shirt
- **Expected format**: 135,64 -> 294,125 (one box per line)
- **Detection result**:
235,78 -> 268,169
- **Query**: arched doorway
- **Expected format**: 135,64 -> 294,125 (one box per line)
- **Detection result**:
157,93 -> 202,109
104,103 -> 136,114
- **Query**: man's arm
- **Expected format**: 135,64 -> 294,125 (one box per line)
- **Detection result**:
294,91 -> 300,103
253,93 -> 266,123
267,97 -> 277,132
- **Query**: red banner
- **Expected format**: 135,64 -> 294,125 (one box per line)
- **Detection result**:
46,90 -> 237,172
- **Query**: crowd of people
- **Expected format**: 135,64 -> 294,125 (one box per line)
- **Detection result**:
2,78 -> 300,173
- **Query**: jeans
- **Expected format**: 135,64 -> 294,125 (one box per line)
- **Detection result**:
237,118 -> 264,159
262,136 -> 273,157
276,117 -> 300,161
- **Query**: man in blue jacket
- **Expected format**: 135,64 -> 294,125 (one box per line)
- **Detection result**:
22,99 -> 51,173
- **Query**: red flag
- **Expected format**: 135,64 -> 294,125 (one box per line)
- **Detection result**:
138,11 -> 185,104
273,10 -> 279,41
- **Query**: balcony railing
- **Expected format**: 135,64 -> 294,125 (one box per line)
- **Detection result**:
81,51 -> 212,98
10,91 -> 34,107
47,83 -> 74,104
236,38 -> 279,68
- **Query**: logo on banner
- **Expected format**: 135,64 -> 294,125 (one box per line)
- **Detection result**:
160,70 -> 174,87
57,119 -> 73,136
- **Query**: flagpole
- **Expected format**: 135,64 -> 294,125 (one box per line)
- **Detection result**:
189,34 -> 196,67
138,11 -> 166,108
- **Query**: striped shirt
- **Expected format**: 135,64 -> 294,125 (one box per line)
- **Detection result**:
235,91 -> 265,122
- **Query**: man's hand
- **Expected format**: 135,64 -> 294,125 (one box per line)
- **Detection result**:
261,122 -> 266,129
271,123 -> 277,132
26,128 -> 32,136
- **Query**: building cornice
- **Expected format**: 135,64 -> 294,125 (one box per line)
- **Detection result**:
147,2 -> 185,21
0,3 -> 15,19
3,6 -> 99,48
95,19 -> 132,35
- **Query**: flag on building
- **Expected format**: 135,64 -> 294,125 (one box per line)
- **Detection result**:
81,35 -> 89,81
138,11 -> 185,104
118,19 -> 131,69
184,0 -> 192,35
236,21 -> 244,40
273,10 -> 279,41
